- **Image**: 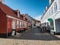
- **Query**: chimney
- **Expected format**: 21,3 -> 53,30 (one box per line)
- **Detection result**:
46,6 -> 48,11
0,0 -> 5,3
49,0 -> 54,5
16,10 -> 20,17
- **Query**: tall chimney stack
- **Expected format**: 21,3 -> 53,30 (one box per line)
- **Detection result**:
49,0 -> 54,5
0,0 -> 5,3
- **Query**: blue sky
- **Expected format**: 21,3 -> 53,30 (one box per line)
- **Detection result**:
5,0 -> 49,19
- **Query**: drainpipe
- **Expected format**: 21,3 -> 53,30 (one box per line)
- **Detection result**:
7,18 -> 8,37
53,19 -> 56,32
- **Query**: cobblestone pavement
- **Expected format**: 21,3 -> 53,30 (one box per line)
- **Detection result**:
0,28 -> 60,45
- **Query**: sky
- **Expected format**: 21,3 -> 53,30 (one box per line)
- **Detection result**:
5,0 -> 49,20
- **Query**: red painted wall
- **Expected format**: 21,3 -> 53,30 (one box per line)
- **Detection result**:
0,9 -> 7,34
7,18 -> 12,33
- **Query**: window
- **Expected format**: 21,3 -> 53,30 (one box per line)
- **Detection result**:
54,2 -> 57,12
20,21 -> 21,28
50,7 -> 53,15
17,21 -> 19,28
50,21 -> 54,30
58,0 -> 60,10
49,10 -> 51,15
51,7 -> 53,14
20,21 -> 22,28
22,22 -> 24,27
20,21 -> 24,28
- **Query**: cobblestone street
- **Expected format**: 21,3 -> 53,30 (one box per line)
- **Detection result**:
9,28 -> 60,40
0,28 -> 60,45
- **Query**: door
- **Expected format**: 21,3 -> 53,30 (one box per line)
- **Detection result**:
11,19 -> 16,36
7,18 -> 12,33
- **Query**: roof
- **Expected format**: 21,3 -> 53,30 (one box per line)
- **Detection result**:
32,19 -> 41,23
0,2 -> 17,17
0,2 -> 29,21
41,0 -> 54,19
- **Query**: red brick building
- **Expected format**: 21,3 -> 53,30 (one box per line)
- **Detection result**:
0,2 -> 18,37
0,2 -> 29,37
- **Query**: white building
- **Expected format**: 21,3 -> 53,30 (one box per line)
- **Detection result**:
35,20 -> 41,27
41,0 -> 60,34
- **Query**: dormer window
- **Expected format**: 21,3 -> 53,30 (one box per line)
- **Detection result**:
54,2 -> 57,13
15,10 -> 20,17
17,11 -> 20,17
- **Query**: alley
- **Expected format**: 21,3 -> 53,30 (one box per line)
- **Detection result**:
0,28 -> 60,45
0,0 -> 60,45
9,28 -> 60,40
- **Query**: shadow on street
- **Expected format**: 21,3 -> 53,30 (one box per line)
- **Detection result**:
2,28 -> 60,41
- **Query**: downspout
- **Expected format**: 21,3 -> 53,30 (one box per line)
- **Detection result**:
7,17 -> 8,37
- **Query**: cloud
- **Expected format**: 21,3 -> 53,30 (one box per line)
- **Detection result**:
34,15 -> 42,20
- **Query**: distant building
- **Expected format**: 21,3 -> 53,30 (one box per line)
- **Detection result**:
35,20 -> 41,27
24,14 -> 37,28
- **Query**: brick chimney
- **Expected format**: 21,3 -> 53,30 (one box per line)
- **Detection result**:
15,10 -> 20,17
49,0 -> 54,5
0,0 -> 5,3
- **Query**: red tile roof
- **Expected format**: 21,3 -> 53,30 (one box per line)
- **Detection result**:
0,2 -> 17,17
0,2 -> 29,21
